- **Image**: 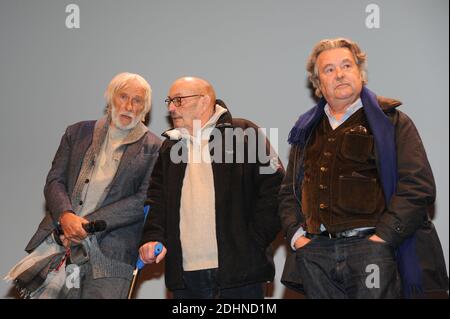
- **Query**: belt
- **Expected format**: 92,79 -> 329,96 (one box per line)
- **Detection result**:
305,228 -> 376,239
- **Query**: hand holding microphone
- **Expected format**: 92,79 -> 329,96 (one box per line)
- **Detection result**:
82,220 -> 107,233
59,211 -> 106,245
59,212 -> 89,244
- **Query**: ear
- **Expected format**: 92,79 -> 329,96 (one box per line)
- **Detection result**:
202,95 -> 211,109
317,80 -> 325,95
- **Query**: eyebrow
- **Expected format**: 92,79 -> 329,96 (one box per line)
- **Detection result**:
321,63 -> 334,71
322,58 -> 355,70
341,58 -> 354,64
118,90 -> 142,96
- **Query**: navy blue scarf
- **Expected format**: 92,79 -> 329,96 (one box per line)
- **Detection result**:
288,86 -> 423,298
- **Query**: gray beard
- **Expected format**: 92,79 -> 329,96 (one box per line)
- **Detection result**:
111,106 -> 141,131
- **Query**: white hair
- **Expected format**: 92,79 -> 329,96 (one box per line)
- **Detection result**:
104,72 -> 152,120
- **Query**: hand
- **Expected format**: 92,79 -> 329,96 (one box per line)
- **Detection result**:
59,211 -> 89,244
294,236 -> 311,250
59,234 -> 71,249
139,241 -> 167,264
368,234 -> 386,243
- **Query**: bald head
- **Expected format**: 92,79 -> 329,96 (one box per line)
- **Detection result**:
170,77 -> 216,108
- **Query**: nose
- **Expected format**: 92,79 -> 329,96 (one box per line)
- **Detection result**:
336,67 -> 344,79
168,102 -> 177,113
124,100 -> 133,112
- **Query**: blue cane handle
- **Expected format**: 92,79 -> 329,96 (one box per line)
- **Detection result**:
136,242 -> 163,270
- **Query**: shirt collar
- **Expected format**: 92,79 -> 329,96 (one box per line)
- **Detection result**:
324,98 -> 363,130
165,104 -> 227,141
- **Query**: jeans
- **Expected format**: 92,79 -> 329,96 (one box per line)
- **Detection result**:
296,235 -> 402,299
172,268 -> 265,299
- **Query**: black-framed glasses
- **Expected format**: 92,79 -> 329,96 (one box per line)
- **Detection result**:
165,95 -> 204,108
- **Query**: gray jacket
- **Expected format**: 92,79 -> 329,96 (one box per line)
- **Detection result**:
25,118 -> 161,278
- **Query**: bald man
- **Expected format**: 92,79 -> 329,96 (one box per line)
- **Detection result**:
139,77 -> 284,299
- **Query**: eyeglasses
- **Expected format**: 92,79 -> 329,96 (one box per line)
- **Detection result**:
165,95 -> 204,108
117,93 -> 145,108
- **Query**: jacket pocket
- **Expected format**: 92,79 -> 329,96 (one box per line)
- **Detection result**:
85,236 -> 134,280
338,174 -> 377,214
341,130 -> 374,163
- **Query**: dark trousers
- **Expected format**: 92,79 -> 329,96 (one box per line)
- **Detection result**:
296,235 -> 402,299
172,268 -> 265,299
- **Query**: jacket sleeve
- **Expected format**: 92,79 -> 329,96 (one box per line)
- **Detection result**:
139,147 -> 167,247
376,111 -> 436,247
88,148 -> 160,234
278,145 -> 306,244
44,126 -> 75,223
249,130 -> 285,248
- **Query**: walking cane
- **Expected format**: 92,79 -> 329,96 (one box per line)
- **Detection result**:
127,205 -> 163,299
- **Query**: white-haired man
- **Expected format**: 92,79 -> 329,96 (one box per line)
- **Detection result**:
5,72 -> 161,298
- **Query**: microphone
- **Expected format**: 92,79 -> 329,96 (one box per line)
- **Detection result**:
82,220 -> 107,233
